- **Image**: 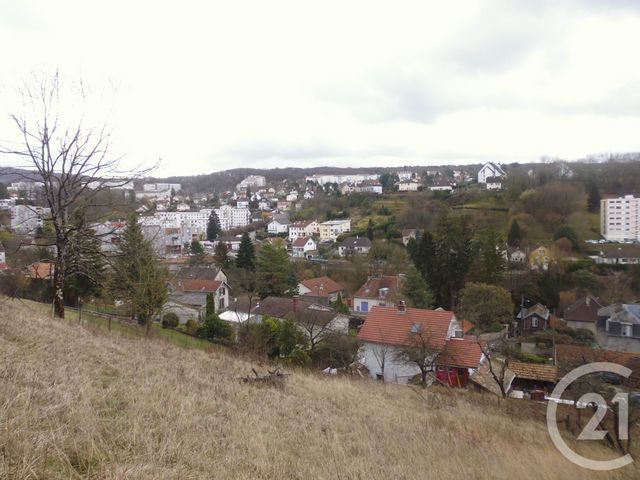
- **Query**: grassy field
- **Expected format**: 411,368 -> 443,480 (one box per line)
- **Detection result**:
1,297 -> 638,479
21,298 -> 212,350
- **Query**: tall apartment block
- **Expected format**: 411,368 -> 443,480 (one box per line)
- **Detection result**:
601,195 -> 640,242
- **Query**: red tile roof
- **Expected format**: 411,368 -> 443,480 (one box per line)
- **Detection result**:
564,296 -> 606,324
301,276 -> 343,297
436,338 -> 483,368
292,237 -> 314,247
509,361 -> 558,383
357,305 -> 454,349
353,275 -> 403,300
181,279 -> 223,293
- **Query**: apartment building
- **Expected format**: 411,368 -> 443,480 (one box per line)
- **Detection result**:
601,195 -> 640,242
10,205 -> 51,234
319,219 -> 351,241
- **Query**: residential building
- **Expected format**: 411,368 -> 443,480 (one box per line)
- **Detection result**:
305,173 -> 379,186
214,235 -> 243,252
477,162 -> 506,184
529,245 -> 553,270
485,177 -> 503,190
401,229 -> 421,246
600,195 -> 640,242
596,304 -> 640,353
136,183 -> 181,202
516,303 -> 550,334
0,244 -> 5,264
352,275 -> 404,313
7,182 -> 40,200
338,236 -> 372,256
267,215 -> 290,234
288,220 -> 319,241
277,200 -> 292,211
508,362 -> 558,395
357,303 -> 483,384
594,247 -> 640,265
0,198 -> 16,210
236,175 -> 266,191
429,179 -> 454,192
319,219 -> 351,241
292,237 -> 317,258
10,205 -> 51,235
252,296 -> 349,339
555,344 -> 640,388
26,262 -> 55,280
214,205 -> 251,230
564,296 -> 607,334
356,180 -> 383,194
396,179 -> 420,192
396,171 -> 416,181
297,276 -> 344,303
509,249 -> 527,263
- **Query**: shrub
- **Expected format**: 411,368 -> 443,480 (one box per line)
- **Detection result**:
162,312 -> 179,329
196,314 -> 234,341
185,319 -> 198,336
282,349 -> 312,368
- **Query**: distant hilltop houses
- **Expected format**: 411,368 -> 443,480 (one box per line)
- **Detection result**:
477,162 -> 506,184
305,173 -> 379,186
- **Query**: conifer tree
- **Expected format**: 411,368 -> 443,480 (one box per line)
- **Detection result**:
207,210 -> 221,241
236,232 -> 255,270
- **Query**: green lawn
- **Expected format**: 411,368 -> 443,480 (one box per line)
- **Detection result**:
18,299 -> 213,350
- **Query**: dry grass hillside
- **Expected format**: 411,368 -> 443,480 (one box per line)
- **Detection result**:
1,298 -> 638,479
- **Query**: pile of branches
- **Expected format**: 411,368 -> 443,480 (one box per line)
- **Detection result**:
240,367 -> 287,389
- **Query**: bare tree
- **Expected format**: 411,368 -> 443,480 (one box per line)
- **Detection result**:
477,339 -> 517,398
293,306 -> 341,352
0,73 -> 154,318
395,326 -> 442,387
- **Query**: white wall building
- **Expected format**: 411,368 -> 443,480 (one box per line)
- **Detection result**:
396,180 -> 420,192
10,205 -> 51,234
477,162 -> 506,184
215,205 -> 251,230
601,195 -> 640,242
319,219 -> 351,241
305,173 -> 379,186
236,175 -> 266,190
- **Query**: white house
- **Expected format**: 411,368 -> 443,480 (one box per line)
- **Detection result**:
485,177 -> 503,190
352,275 -> 404,313
267,216 -> 290,234
357,304 -> 483,384
396,180 -> 420,192
338,236 -> 372,256
288,220 -> 319,241
292,237 -> 317,258
477,162 -> 506,184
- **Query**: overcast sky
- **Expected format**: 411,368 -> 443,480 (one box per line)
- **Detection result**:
1,0 -> 640,177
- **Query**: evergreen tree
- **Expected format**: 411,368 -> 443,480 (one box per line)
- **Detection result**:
366,219 -> 374,241
109,212 -> 168,335
586,177 -> 601,213
214,241 -> 232,269
507,219 -> 522,247
190,239 -> 204,255
206,210 -> 221,241
401,266 -> 434,308
64,209 -> 105,305
469,227 -> 506,285
235,232 -> 255,270
256,243 -> 298,298
553,224 -> 579,250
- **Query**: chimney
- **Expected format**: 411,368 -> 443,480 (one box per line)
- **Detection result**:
292,295 -> 299,313
397,300 -> 406,313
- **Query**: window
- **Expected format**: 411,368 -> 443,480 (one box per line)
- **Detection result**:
532,317 -> 539,328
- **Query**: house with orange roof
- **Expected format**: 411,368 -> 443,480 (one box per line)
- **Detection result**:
352,275 -> 404,313
297,276 -> 344,303
357,303 -> 484,384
